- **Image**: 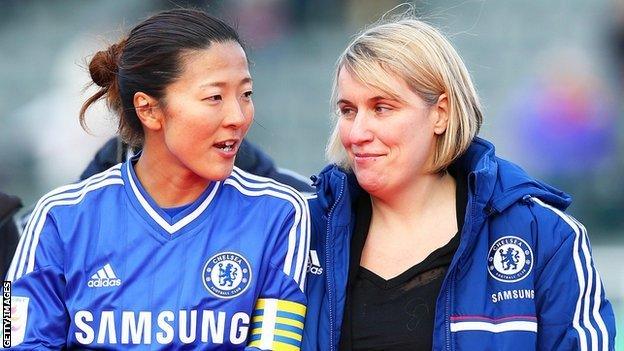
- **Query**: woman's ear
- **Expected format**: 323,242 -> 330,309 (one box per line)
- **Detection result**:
432,93 -> 449,135
134,92 -> 163,131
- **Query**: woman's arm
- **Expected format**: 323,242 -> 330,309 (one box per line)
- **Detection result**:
532,198 -> 616,351
246,204 -> 311,351
6,210 -> 68,349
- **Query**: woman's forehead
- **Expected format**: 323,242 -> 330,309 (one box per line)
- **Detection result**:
169,43 -> 251,91
337,64 -> 408,103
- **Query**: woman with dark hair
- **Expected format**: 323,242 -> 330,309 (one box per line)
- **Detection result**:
7,9 -> 309,349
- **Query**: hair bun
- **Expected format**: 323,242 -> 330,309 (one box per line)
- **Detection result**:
88,39 -> 126,88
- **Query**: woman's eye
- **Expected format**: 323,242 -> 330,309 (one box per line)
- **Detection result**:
205,95 -> 222,102
339,107 -> 355,118
375,105 -> 391,114
243,91 -> 253,99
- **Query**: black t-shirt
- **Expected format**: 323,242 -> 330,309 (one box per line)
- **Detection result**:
339,169 -> 467,351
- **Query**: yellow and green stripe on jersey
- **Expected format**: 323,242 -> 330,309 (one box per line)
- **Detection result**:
248,298 -> 306,350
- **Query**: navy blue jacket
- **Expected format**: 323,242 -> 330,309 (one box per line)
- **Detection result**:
302,138 -> 616,350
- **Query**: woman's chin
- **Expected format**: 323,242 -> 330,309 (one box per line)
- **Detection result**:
354,173 -> 386,195
196,162 -> 235,182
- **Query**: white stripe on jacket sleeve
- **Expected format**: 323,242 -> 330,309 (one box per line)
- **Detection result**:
532,198 -> 609,351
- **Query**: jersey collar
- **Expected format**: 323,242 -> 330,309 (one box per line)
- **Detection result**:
122,158 -> 220,235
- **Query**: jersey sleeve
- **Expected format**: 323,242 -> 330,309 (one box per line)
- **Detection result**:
247,201 -> 311,351
5,211 -> 69,349
532,204 -> 616,350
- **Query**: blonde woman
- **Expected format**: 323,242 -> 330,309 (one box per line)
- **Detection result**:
302,16 -> 616,351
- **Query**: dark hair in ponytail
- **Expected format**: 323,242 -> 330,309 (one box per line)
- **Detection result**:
80,8 -> 244,147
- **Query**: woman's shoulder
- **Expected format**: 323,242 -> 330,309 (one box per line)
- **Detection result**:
526,197 -> 588,259
36,164 -> 125,216
19,164 -> 125,244
222,167 -> 308,212
503,195 -> 579,242
493,195 -> 587,276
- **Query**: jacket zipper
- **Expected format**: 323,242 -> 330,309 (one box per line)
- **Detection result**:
445,270 -> 453,351
444,180 -> 484,351
326,176 -> 345,351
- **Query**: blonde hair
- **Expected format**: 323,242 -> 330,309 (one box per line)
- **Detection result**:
326,16 -> 482,173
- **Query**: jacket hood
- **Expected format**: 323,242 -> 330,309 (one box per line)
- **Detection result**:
462,138 -> 571,214
312,137 -> 571,215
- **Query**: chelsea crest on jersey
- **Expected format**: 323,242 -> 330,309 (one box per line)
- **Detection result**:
6,161 -> 310,350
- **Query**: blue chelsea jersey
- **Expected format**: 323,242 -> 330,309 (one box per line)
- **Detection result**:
6,161 -> 310,350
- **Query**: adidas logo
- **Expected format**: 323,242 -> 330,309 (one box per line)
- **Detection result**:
87,263 -> 121,288
307,250 -> 323,275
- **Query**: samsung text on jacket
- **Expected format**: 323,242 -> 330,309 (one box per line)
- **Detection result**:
491,289 -> 535,303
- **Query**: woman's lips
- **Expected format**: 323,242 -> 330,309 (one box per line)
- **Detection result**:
213,139 -> 240,158
353,152 -> 385,164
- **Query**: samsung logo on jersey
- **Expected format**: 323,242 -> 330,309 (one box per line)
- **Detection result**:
491,289 -> 535,303
74,310 -> 249,345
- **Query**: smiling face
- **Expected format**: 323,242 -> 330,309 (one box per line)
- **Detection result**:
150,41 -> 254,181
336,67 -> 447,196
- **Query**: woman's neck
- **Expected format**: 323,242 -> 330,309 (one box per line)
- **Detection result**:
360,171 -> 458,278
370,171 -> 456,232
133,142 -> 210,208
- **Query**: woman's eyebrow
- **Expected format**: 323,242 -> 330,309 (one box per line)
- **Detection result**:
200,77 -> 253,89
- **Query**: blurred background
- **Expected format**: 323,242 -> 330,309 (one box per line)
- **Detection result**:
0,0 -> 622,346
